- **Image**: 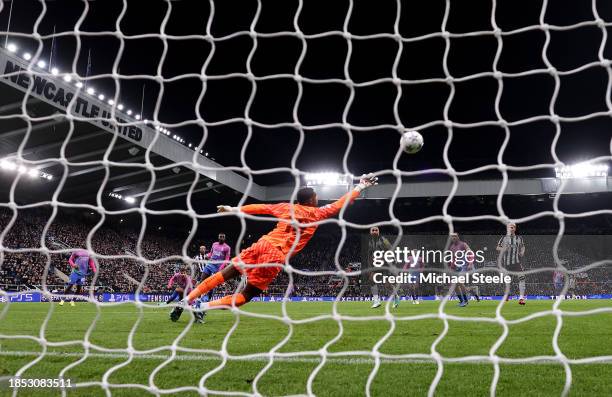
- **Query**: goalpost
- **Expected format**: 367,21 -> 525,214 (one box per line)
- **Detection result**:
0,0 -> 611,396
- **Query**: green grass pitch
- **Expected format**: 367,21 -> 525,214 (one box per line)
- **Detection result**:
0,300 -> 611,396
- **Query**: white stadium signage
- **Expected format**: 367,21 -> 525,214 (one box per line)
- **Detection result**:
0,51 -> 143,142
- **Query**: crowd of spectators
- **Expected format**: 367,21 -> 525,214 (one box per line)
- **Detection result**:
1,208 -> 610,297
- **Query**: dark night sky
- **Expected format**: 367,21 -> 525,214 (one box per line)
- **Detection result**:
1,0 -> 611,236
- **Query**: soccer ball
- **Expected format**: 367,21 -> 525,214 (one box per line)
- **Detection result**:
400,130 -> 424,154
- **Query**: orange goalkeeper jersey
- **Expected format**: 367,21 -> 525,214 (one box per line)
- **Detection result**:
239,189 -> 360,257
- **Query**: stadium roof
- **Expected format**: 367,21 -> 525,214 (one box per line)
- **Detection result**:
0,47 -> 266,209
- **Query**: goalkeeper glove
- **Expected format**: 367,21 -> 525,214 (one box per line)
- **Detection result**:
217,205 -> 237,213
355,174 -> 378,192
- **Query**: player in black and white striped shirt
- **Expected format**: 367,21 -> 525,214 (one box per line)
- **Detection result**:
194,245 -> 207,278
496,223 -> 526,305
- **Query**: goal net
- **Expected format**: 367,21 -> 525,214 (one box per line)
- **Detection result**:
0,0 -> 611,396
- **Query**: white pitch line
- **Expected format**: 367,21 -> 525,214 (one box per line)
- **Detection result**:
0,350 -> 413,364
1,350 -> 610,366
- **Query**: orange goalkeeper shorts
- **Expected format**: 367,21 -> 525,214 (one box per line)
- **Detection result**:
232,239 -> 285,291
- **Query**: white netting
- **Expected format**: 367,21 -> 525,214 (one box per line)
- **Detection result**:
0,0 -> 611,396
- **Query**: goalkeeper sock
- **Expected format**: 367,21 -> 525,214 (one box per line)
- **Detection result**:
188,272 -> 225,302
207,293 -> 247,308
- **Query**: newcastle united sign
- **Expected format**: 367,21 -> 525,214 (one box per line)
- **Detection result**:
0,49 -> 144,143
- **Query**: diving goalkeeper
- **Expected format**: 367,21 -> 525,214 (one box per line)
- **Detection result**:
178,174 -> 377,315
